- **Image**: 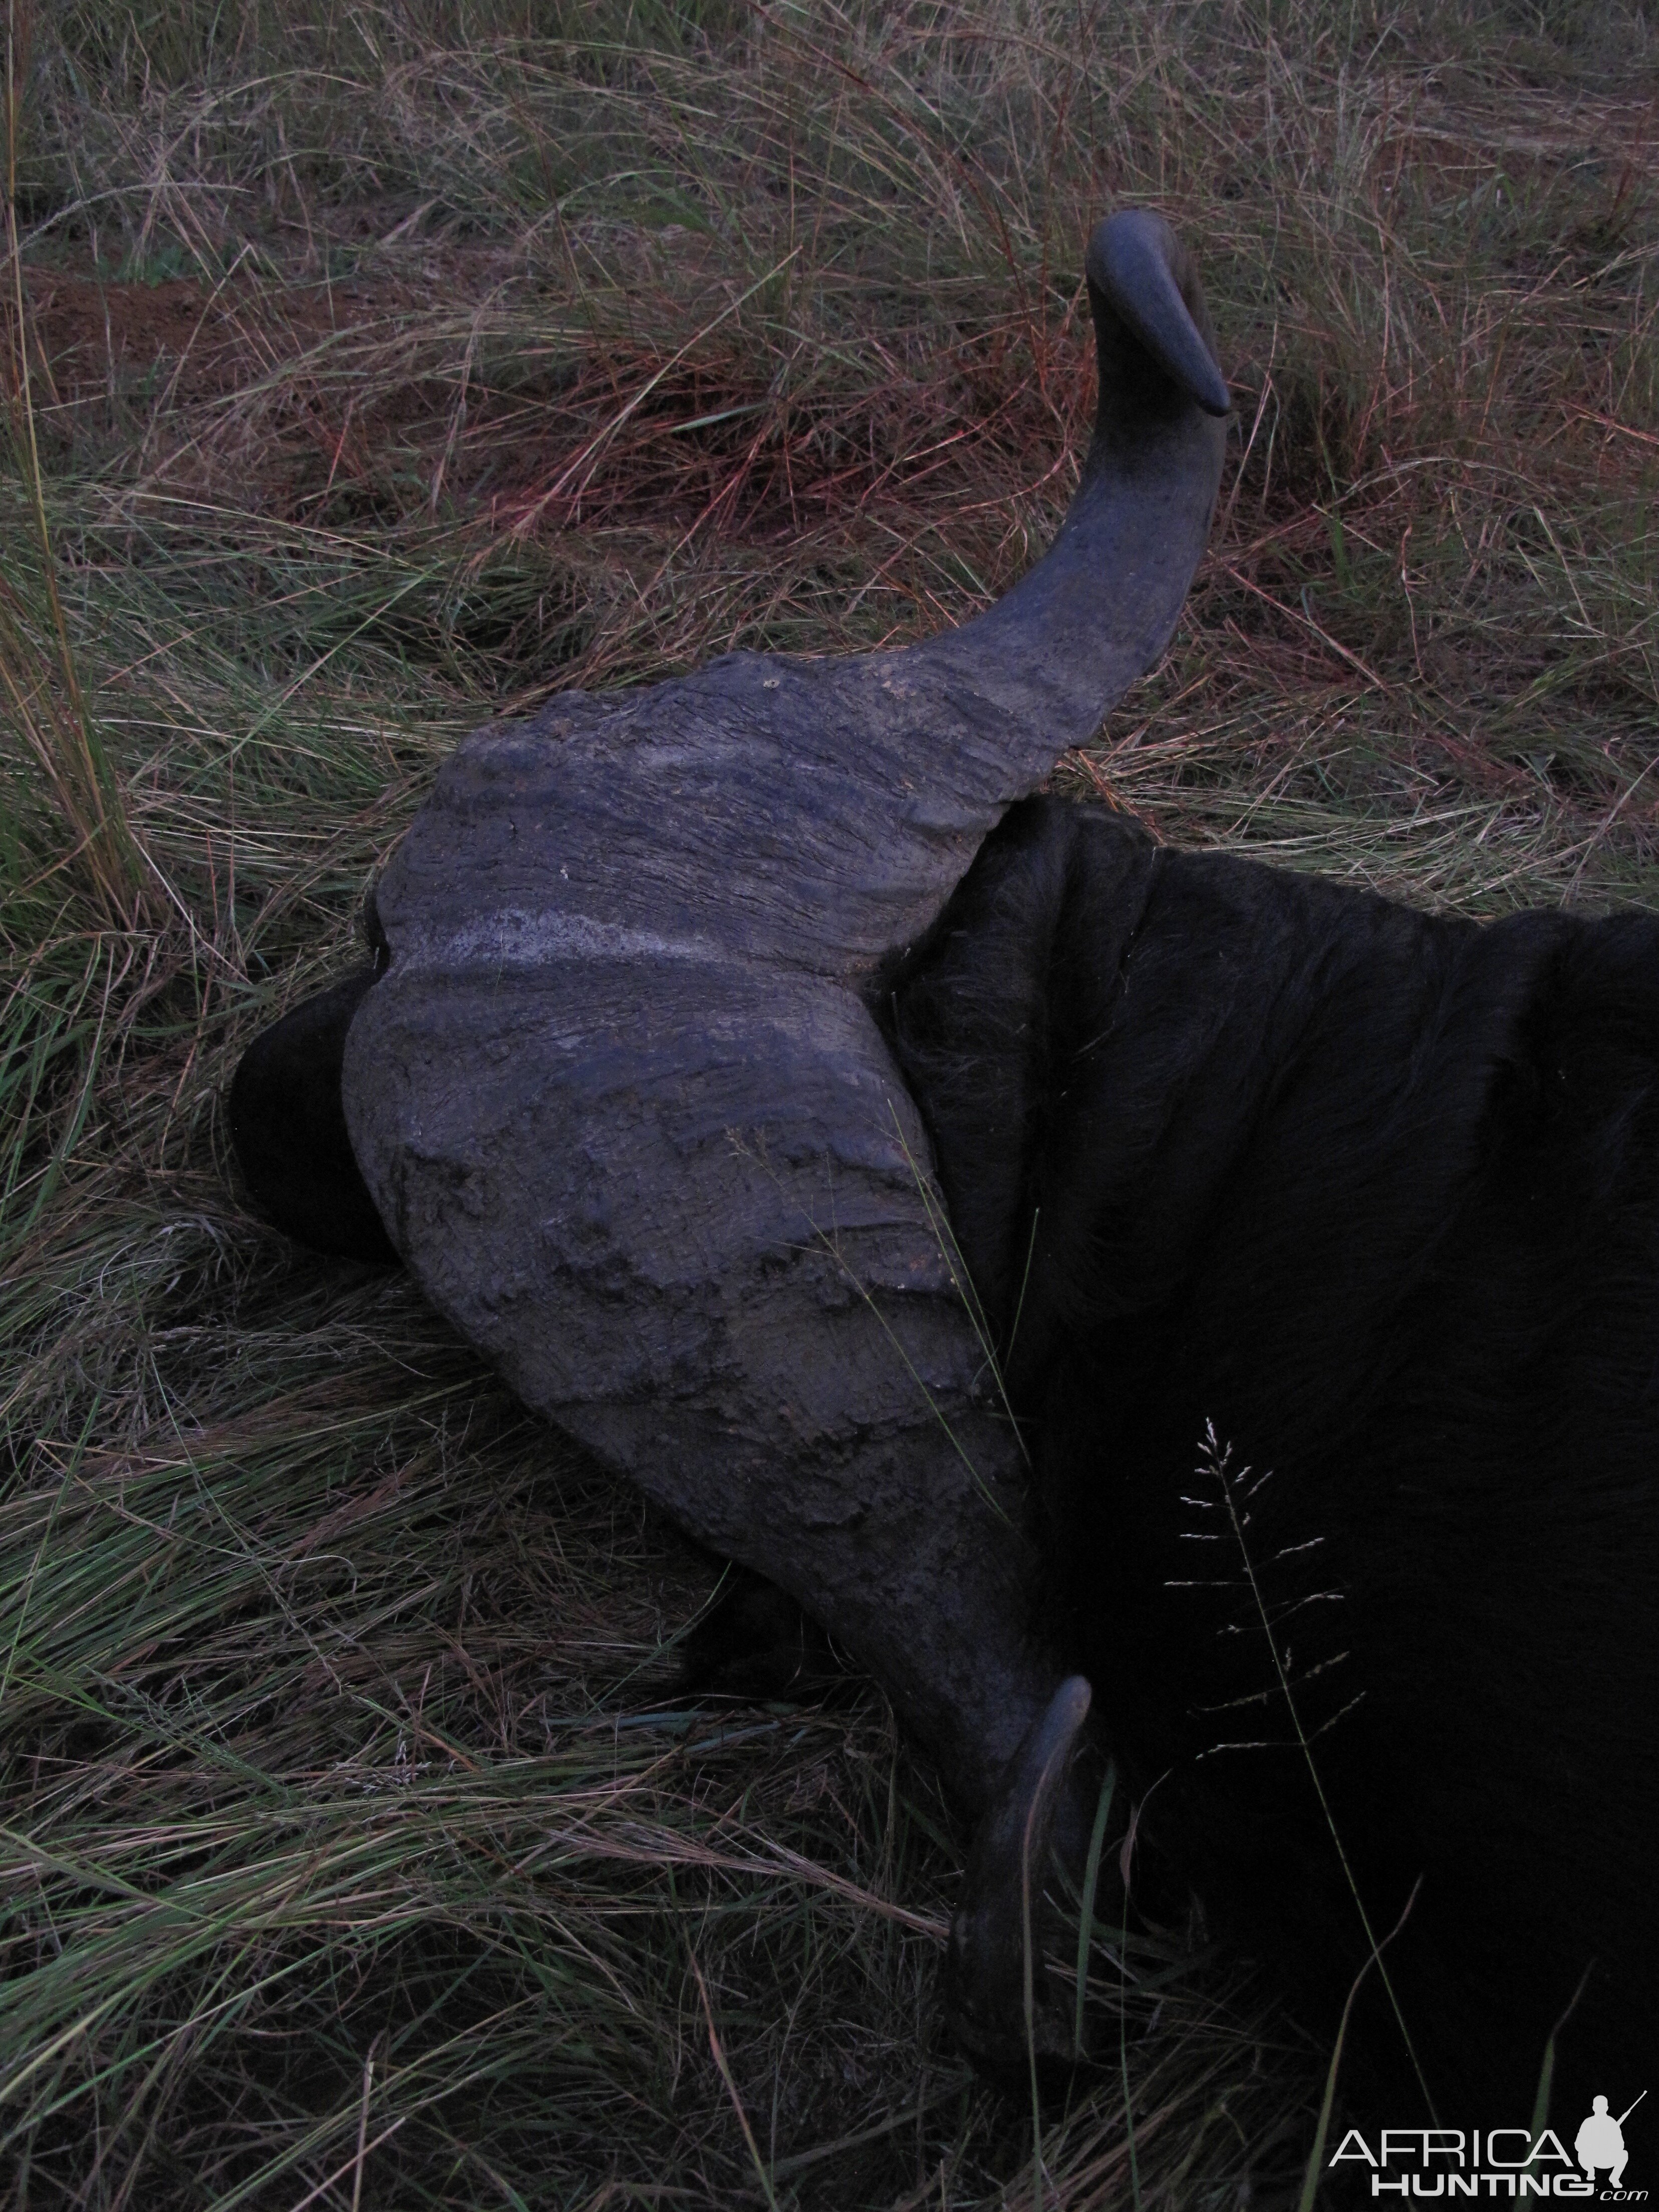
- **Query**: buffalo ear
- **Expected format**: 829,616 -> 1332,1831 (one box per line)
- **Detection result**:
230,972 -> 400,1265
676,1567 -> 848,1705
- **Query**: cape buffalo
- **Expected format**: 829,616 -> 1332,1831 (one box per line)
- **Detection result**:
230,209 -> 1655,2124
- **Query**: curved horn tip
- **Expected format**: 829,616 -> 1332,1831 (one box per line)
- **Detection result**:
978,1674 -> 1095,1865
1085,207 -> 1232,419
1026,1674 -> 1093,1779
943,1675 -> 1097,2070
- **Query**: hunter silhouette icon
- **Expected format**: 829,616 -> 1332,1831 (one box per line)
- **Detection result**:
1577,2093 -> 1645,2188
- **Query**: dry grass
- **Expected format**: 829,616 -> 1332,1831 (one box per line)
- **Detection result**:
3,1 -> 1658,2204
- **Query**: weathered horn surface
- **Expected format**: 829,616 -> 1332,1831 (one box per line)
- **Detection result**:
343,209 -> 1227,1808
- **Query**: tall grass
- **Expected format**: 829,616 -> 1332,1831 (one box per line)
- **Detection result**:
2,1 -> 1657,2203
3,15 -> 150,932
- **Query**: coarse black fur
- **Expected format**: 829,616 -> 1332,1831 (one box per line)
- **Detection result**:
231,792 -> 1656,2118
881,791 -> 1657,2119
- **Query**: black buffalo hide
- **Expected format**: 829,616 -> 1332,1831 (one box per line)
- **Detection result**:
883,791 -> 1657,2119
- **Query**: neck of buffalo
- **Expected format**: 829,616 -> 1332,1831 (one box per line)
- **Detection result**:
343,211 -> 1228,1808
